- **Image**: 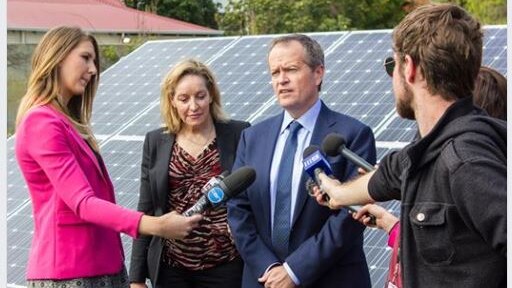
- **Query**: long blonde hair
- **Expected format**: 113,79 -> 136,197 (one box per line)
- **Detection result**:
15,26 -> 100,151
160,59 -> 227,134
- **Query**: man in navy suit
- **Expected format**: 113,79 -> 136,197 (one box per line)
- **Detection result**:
227,34 -> 376,288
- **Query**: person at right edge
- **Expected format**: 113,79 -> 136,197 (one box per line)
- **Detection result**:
351,65 -> 508,288
313,3 -> 506,288
473,66 -> 507,121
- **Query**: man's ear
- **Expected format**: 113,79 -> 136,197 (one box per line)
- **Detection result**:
314,65 -> 325,87
404,54 -> 417,84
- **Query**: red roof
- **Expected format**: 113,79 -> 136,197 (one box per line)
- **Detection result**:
8,0 -> 222,35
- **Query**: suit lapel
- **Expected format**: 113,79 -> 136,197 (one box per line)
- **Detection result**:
292,103 -> 336,227
48,106 -> 106,182
74,133 -> 104,178
155,132 -> 174,208
214,121 -> 234,172
260,115 -> 283,233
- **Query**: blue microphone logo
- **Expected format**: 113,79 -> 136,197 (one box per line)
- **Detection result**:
207,187 -> 225,204
302,150 -> 333,179
303,150 -> 322,170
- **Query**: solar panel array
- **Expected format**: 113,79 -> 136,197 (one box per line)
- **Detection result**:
6,26 -> 507,287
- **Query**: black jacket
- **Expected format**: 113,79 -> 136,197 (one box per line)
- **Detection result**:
369,98 -> 506,288
129,119 -> 250,285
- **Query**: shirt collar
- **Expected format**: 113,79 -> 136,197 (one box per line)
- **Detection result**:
280,99 -> 322,134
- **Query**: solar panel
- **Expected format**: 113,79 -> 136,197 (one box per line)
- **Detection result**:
211,36 -> 279,121
483,26 -> 507,75
6,26 -> 507,287
93,37 -> 238,137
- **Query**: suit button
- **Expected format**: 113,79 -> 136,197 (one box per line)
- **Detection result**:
416,213 -> 425,222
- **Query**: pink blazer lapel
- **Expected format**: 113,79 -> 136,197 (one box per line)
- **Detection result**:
46,106 -> 106,183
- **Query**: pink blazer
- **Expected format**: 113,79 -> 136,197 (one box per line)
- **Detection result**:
15,105 -> 143,280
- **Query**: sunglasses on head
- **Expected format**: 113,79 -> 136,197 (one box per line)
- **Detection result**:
383,57 -> 395,77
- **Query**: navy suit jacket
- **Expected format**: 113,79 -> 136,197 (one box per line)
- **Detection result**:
227,102 -> 376,288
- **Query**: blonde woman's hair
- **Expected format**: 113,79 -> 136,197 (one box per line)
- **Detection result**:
15,26 -> 100,151
160,59 -> 227,134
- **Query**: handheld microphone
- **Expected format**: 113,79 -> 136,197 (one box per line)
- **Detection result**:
201,171 -> 229,194
302,145 -> 333,181
302,145 -> 333,197
183,166 -> 256,216
303,145 -> 376,225
182,171 -> 229,217
322,133 -> 374,172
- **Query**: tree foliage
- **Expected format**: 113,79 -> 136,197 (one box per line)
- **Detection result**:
217,0 -> 406,35
123,0 -> 505,35
435,0 -> 506,24
123,0 -> 220,29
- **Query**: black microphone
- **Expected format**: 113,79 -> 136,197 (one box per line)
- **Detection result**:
183,166 -> 256,217
322,133 -> 375,172
302,145 -> 375,221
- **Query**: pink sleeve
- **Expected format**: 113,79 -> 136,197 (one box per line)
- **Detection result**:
387,221 -> 400,247
21,109 -> 143,238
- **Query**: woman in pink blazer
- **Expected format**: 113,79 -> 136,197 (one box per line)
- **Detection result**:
15,26 -> 202,288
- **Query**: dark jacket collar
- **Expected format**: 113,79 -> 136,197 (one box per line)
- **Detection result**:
404,97 -> 504,170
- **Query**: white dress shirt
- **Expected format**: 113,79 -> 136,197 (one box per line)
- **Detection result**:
267,99 -> 321,285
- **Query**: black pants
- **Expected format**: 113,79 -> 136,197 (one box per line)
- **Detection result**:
156,257 -> 243,288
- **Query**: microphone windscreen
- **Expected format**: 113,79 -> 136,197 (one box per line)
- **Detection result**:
322,133 -> 346,156
222,166 -> 256,198
303,145 -> 320,158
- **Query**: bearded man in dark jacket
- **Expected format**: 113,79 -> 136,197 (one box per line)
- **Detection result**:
312,3 -> 506,288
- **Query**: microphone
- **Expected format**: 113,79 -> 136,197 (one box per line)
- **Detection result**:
182,171 -> 229,216
201,171 -> 229,194
183,166 -> 256,217
302,145 -> 333,182
322,133 -> 375,172
303,145 -> 376,225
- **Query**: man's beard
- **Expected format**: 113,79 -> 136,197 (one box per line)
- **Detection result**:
396,74 -> 415,120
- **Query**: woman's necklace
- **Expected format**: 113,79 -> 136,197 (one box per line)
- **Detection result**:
181,125 -> 215,148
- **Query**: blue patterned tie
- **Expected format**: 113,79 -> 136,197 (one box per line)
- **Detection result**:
272,121 -> 302,260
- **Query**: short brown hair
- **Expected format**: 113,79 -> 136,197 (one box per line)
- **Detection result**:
473,66 -> 507,120
160,59 -> 227,133
392,3 -> 483,101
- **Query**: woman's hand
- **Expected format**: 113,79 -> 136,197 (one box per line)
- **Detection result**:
313,173 -> 343,209
138,211 -> 202,239
352,204 -> 398,233
158,211 -> 203,239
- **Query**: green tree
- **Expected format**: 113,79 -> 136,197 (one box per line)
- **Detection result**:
334,0 -> 406,29
158,0 -> 220,29
218,0 -> 405,35
124,0 -> 150,10
435,0 -> 506,24
124,0 -> 220,29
